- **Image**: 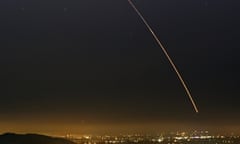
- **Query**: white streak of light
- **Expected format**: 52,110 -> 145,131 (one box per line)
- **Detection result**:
128,0 -> 199,113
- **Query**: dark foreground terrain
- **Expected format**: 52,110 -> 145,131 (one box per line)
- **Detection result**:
0,133 -> 76,144
1,133 -> 240,144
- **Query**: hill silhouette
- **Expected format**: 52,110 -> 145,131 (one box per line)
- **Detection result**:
0,133 -> 76,144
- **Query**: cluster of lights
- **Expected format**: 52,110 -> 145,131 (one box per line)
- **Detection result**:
65,131 -> 239,144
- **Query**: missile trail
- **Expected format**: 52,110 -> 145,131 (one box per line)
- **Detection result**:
128,0 -> 199,113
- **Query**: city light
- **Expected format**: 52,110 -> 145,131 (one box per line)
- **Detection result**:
65,131 -> 239,144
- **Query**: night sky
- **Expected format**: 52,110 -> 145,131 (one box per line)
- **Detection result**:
0,0 -> 239,135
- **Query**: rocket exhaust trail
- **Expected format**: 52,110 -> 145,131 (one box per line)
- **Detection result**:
128,0 -> 199,113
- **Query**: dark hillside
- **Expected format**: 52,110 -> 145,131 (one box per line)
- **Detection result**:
0,133 -> 76,144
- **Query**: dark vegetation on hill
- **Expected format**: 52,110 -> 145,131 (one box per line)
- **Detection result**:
0,133 -> 76,144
